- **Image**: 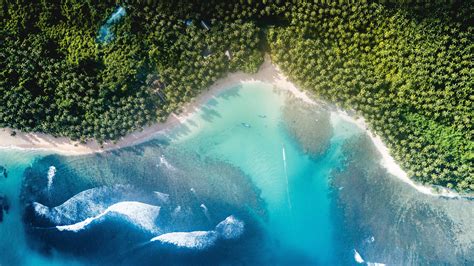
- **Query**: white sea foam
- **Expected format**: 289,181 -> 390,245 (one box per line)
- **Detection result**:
150,215 -> 244,250
153,191 -> 170,203
151,231 -> 218,250
159,155 -> 176,171
200,203 -> 211,221
364,236 -> 375,244
33,202 -> 49,216
47,166 -> 56,191
56,201 -> 161,233
56,216 -> 99,232
171,205 -> 182,218
215,215 -> 244,239
353,249 -> 385,266
33,186 -> 164,233
33,185 -> 154,226
354,249 -> 364,263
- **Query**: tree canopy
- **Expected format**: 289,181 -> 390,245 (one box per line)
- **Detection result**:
1,0 -> 472,191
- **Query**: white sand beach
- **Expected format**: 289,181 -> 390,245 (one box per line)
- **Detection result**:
0,57 -> 312,156
333,110 -> 462,198
0,56 -> 464,197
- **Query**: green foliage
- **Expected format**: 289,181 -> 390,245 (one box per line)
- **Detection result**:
1,0 -> 264,142
53,26 -> 99,66
268,1 -> 473,191
0,0 -> 472,191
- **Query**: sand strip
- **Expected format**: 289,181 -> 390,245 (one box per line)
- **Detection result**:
0,56 -> 466,198
0,57 -> 312,155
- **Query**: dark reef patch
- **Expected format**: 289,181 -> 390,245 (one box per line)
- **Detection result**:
0,165 -> 7,178
282,95 -> 333,157
330,135 -> 474,265
20,139 -> 267,263
0,194 -> 10,222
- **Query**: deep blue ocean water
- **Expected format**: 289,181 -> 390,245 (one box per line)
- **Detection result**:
1,82 -> 473,265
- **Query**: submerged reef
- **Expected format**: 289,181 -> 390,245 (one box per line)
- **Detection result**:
10,83 -> 474,265
282,95 -> 332,156
0,194 -> 10,222
20,139 -> 265,263
331,135 -> 474,265
0,165 -> 7,178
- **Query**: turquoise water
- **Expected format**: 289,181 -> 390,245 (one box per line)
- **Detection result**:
1,82 -> 473,265
97,6 -> 126,43
165,83 -> 361,264
0,150 -> 82,265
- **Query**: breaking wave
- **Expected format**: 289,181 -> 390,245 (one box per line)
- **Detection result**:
215,215 -> 245,240
150,215 -> 244,250
353,249 -> 386,266
151,231 -> 219,250
29,185 -> 245,249
32,185 -> 166,233
55,201 -> 161,233
354,249 -> 365,263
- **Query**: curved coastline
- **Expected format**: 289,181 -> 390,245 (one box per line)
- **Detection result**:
0,57 -> 468,198
333,110 -> 470,199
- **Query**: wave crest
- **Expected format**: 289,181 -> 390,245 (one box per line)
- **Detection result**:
151,231 -> 218,250
56,201 -> 161,233
150,215 -> 244,250
32,185 -> 166,233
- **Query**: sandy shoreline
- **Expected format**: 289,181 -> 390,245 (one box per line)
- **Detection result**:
0,57 -> 313,156
0,57 -> 467,198
332,111 -> 466,198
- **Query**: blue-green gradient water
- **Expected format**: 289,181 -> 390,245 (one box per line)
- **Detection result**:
165,83 -> 360,264
1,82 -> 473,265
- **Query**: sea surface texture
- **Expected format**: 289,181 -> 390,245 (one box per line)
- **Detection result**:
0,82 -> 473,265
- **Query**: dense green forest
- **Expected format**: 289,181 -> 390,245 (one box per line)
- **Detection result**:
1,1 -> 472,191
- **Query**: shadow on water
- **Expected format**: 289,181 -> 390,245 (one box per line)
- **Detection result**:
216,85 -> 242,100
197,85 -> 243,124
12,82 -> 474,265
199,106 -> 222,123
162,85 -> 243,143
205,98 -> 219,107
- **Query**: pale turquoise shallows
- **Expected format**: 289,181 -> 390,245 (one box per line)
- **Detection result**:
164,82 -> 362,264
1,81 -> 473,265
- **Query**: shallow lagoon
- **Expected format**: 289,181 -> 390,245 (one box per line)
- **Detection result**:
1,82 -> 473,265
